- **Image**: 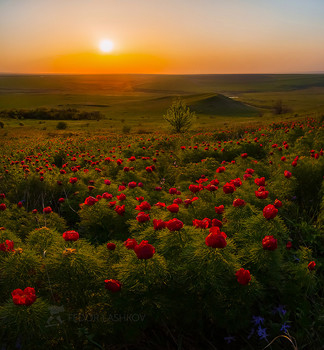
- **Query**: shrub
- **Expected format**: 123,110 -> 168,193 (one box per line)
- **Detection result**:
164,97 -> 195,133
56,121 -> 67,130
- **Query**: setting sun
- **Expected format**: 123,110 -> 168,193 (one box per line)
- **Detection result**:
99,39 -> 114,53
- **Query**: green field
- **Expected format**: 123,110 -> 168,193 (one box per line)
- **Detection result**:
1,74 -> 324,132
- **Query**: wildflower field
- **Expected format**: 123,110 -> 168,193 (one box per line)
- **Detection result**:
0,117 -> 323,349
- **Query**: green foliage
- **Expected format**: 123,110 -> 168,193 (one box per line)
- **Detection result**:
163,97 -> 195,133
56,121 -> 67,130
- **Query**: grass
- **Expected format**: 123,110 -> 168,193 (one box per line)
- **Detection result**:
1,74 -> 324,134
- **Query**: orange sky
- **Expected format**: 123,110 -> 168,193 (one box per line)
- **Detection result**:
1,0 -> 324,74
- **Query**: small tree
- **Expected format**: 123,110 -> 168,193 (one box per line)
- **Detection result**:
164,97 -> 195,133
56,121 -> 67,130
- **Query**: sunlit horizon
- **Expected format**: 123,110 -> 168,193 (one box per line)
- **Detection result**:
1,0 -> 324,75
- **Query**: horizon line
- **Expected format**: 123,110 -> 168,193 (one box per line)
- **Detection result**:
1,72 -> 324,76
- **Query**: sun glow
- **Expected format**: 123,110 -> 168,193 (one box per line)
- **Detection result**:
99,39 -> 114,53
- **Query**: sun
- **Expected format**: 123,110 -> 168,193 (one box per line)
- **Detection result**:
99,39 -> 114,53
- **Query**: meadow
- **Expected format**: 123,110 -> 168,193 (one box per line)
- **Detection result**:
1,74 -> 324,133
0,75 -> 323,349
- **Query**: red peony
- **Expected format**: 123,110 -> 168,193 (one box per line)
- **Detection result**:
167,203 -> 179,213
0,240 -> 14,252
0,203 -> 7,211
166,218 -> 183,231
12,287 -> 37,306
135,201 -> 151,211
115,205 -> 125,216
136,212 -> 150,223
223,183 -> 236,194
106,242 -> 116,251
84,196 -> 97,206
104,279 -> 121,292
153,219 -> 166,230
215,205 -> 225,214
117,193 -> 126,201
124,238 -> 138,250
233,198 -> 246,207
235,268 -> 251,285
308,261 -> 316,271
274,199 -> 282,208
263,204 -> 278,220
43,206 -> 52,214
254,177 -> 266,186
205,227 -> 227,248
69,177 -> 78,184
134,240 -> 155,259
284,170 -> 292,178
262,235 -> 278,250
255,190 -> 269,199
62,230 -> 79,241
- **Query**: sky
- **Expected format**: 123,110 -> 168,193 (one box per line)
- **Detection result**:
1,0 -> 324,74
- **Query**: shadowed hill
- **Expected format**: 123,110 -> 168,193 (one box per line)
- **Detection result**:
187,93 -> 259,116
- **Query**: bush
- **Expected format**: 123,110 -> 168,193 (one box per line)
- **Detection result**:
56,121 -> 67,130
164,97 -> 195,133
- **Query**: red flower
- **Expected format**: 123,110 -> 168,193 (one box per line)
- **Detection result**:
231,178 -> 242,187
262,235 -> 278,250
128,181 -> 137,188
215,205 -> 225,214
308,261 -> 316,271
17,201 -> 23,208
284,170 -> 292,178
211,218 -> 223,228
104,279 -> 121,292
274,199 -> 282,208
135,201 -> 151,211
0,203 -> 7,211
69,177 -> 78,184
0,240 -> 14,252
235,268 -> 251,285
286,241 -> 292,250
115,205 -> 125,216
263,204 -> 278,220
134,240 -> 155,259
169,188 -> 178,194
223,183 -> 236,194
193,218 -> 210,229
189,184 -> 201,193
255,190 -> 269,199
255,177 -> 266,186
167,204 -> 179,213
153,219 -> 166,230
104,179 -> 111,185
136,212 -> 150,223
245,168 -> 254,175
62,230 -> 79,241
205,227 -> 227,248
0,193 -> 5,199
102,192 -> 113,200
84,196 -> 97,206
166,218 -> 183,231
32,209 -> 38,214
124,238 -> 138,250
43,206 -> 52,214
117,193 -> 126,201
155,202 -> 166,208
173,198 -> 183,205
12,287 -> 37,306
184,197 -> 198,207
233,198 -> 246,207
106,242 -> 116,251
241,153 -> 248,158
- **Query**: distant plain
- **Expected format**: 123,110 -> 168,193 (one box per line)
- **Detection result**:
1,74 -> 324,133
